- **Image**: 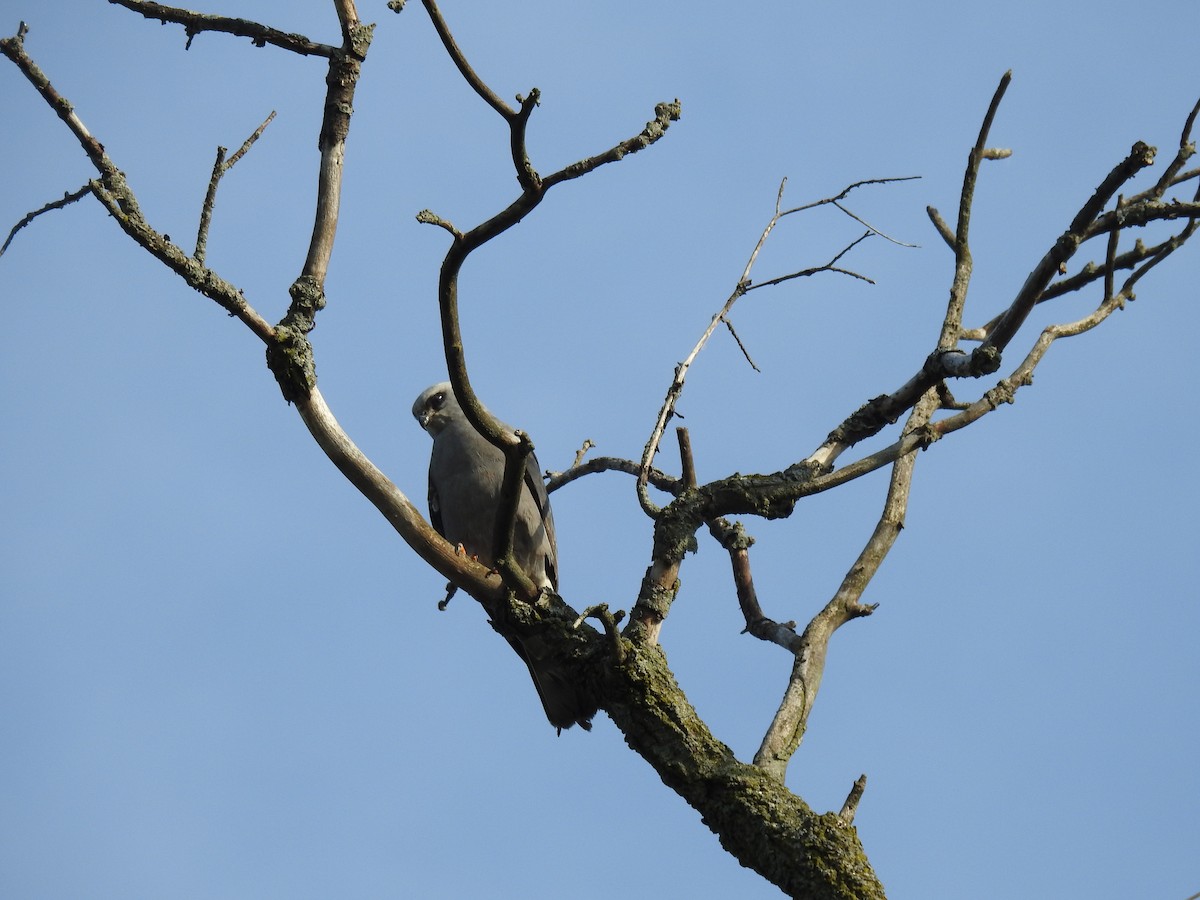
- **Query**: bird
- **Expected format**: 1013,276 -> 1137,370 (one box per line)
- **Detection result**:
412,381 -> 593,732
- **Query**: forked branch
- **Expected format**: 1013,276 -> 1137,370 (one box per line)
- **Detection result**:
195,111 -> 276,264
754,389 -> 936,781
636,175 -> 915,518
414,1 -> 680,599
0,23 -> 275,342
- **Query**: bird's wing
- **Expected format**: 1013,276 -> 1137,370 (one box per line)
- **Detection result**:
523,450 -> 557,589
428,469 -> 445,538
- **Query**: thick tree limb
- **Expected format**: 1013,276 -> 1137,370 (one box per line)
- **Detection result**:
602,641 -> 886,899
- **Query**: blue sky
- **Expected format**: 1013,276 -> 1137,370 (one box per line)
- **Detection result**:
1,2 -> 1197,898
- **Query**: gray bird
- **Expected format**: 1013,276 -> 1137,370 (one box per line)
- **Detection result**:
412,382 -> 593,732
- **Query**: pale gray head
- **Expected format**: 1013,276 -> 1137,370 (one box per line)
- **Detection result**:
412,381 -> 457,436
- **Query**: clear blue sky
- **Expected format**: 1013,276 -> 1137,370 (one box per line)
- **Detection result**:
2,2 -> 1197,898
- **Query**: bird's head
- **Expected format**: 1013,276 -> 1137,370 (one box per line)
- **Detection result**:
412,381 -> 457,436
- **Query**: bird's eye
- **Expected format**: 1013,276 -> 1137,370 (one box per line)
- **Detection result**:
431,392 -> 446,410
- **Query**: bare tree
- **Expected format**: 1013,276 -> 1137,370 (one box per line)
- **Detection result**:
3,3 -> 1197,897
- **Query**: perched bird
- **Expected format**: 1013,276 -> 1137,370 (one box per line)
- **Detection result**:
412,382 -> 593,731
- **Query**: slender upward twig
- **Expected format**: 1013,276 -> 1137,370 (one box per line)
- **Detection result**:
938,70 -> 1011,351
195,111 -> 276,264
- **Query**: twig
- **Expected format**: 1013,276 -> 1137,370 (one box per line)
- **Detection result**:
720,317 -> 761,371
831,200 -> 918,247
542,100 -> 682,189
746,231 -> 876,291
926,205 -> 955,249
489,430 -> 540,599
545,456 -> 679,495
1143,96 -> 1200,201
573,603 -> 626,663
1102,196 -> 1123,304
196,111 -> 276,263
0,183 -> 91,258
707,518 -> 803,653
414,209 -> 461,238
677,427 -> 697,490
778,175 -> 921,217
838,775 -> 868,824
570,439 -> 596,468
939,70 -> 1012,352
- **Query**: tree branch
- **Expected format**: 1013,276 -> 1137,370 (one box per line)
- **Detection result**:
754,390 -> 936,781
939,70 -> 1011,351
195,111 -> 276,264
541,99 -> 682,189
266,5 -> 373,400
421,0 -> 514,118
0,182 -> 91,258
601,641 -> 885,898
637,176 -> 909,517
2,23 -> 275,340
980,140 -> 1158,354
806,137 -> 1181,473
708,518 -> 803,653
838,775 -> 868,825
545,455 -> 679,495
106,0 -> 338,56
933,245 -> 1177,442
